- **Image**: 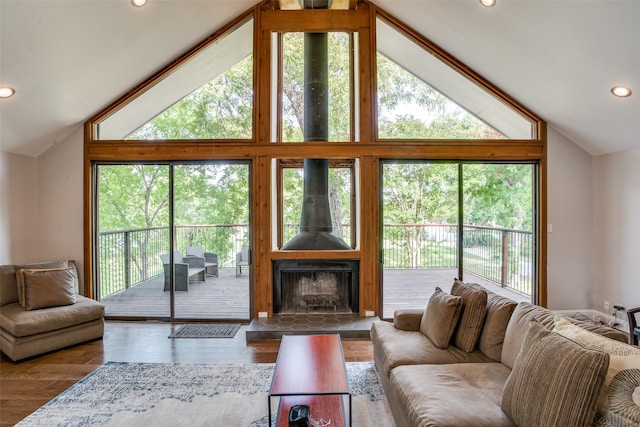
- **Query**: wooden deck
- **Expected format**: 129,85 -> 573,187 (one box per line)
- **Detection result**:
102,267 -> 251,320
382,268 -> 530,318
101,267 -> 529,321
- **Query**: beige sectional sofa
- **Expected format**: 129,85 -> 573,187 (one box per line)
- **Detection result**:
0,260 -> 105,362
371,280 -> 640,427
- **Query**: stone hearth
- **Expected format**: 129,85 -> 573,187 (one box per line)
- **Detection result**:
244,313 -> 378,340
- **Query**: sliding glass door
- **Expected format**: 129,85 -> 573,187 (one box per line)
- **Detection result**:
381,162 -> 459,317
172,164 -> 250,320
96,162 -> 251,321
381,161 -> 536,318
461,164 -> 535,298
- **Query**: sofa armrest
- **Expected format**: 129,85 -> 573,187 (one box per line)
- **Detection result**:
393,309 -> 424,331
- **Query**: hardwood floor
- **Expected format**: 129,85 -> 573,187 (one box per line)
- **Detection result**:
0,321 -> 373,427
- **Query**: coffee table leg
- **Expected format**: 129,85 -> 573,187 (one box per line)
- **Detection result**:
268,396 -> 272,427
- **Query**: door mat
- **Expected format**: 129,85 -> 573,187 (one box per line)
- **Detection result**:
168,323 -> 241,339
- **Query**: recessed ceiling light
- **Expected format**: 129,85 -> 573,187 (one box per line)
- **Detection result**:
480,0 -> 496,7
611,85 -> 632,98
131,0 -> 148,7
0,86 -> 15,99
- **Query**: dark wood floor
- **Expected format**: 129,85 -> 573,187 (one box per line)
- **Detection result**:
0,321 -> 373,427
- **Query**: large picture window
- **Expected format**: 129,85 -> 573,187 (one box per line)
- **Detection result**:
85,2 -> 546,319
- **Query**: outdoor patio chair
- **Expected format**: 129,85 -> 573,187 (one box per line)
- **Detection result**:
186,246 -> 218,277
160,250 -> 205,291
236,245 -> 250,277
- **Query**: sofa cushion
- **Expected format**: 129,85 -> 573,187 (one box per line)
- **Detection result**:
553,315 -> 640,414
420,287 -> 462,349
14,260 -> 69,306
390,363 -> 516,427
0,295 -> 104,337
21,267 -> 77,311
468,283 -> 517,361
371,320 -> 493,379
501,321 -> 609,427
451,279 -> 487,352
501,302 -> 556,369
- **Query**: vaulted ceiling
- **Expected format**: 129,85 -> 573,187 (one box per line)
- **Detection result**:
1,0 -> 638,157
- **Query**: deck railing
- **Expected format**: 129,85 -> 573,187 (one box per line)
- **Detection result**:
98,223 -> 532,298
98,224 -> 248,299
462,225 -> 533,295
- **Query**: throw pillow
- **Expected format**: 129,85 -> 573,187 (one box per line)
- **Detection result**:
450,279 -> 488,352
501,320 -> 609,427
420,287 -> 462,349
21,267 -> 77,311
553,315 -> 640,413
473,287 -> 517,361
605,369 -> 640,427
15,260 -> 68,307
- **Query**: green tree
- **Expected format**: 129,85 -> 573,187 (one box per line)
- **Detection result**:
383,163 -> 458,267
174,164 -> 249,265
128,55 -> 253,140
377,53 -> 502,140
463,164 -> 533,230
99,165 -> 169,231
98,165 -> 169,280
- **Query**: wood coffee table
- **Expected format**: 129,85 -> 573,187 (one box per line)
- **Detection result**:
268,334 -> 351,427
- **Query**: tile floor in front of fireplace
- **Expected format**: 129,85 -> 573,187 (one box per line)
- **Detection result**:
245,313 -> 379,340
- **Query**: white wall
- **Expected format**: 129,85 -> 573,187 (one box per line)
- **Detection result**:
545,127 -> 594,310
593,146 -> 640,312
36,127 -> 85,282
0,151 -> 38,264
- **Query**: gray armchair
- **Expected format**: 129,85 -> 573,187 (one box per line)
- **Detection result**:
185,246 -> 218,277
160,250 -> 205,292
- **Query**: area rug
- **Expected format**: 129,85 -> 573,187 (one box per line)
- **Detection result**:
168,323 -> 241,338
16,361 -> 394,427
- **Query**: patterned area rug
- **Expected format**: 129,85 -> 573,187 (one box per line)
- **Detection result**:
16,362 -> 394,427
168,323 -> 241,338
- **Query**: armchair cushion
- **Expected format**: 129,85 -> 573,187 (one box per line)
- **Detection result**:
1,295 -> 104,337
9,260 -> 68,306
20,267 -> 77,311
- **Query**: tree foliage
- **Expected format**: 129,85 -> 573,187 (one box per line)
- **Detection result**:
128,55 -> 253,140
98,33 -> 533,258
463,164 -> 533,230
98,165 -> 169,231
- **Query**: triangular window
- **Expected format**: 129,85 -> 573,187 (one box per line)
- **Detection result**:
95,18 -> 253,141
376,17 -> 535,140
